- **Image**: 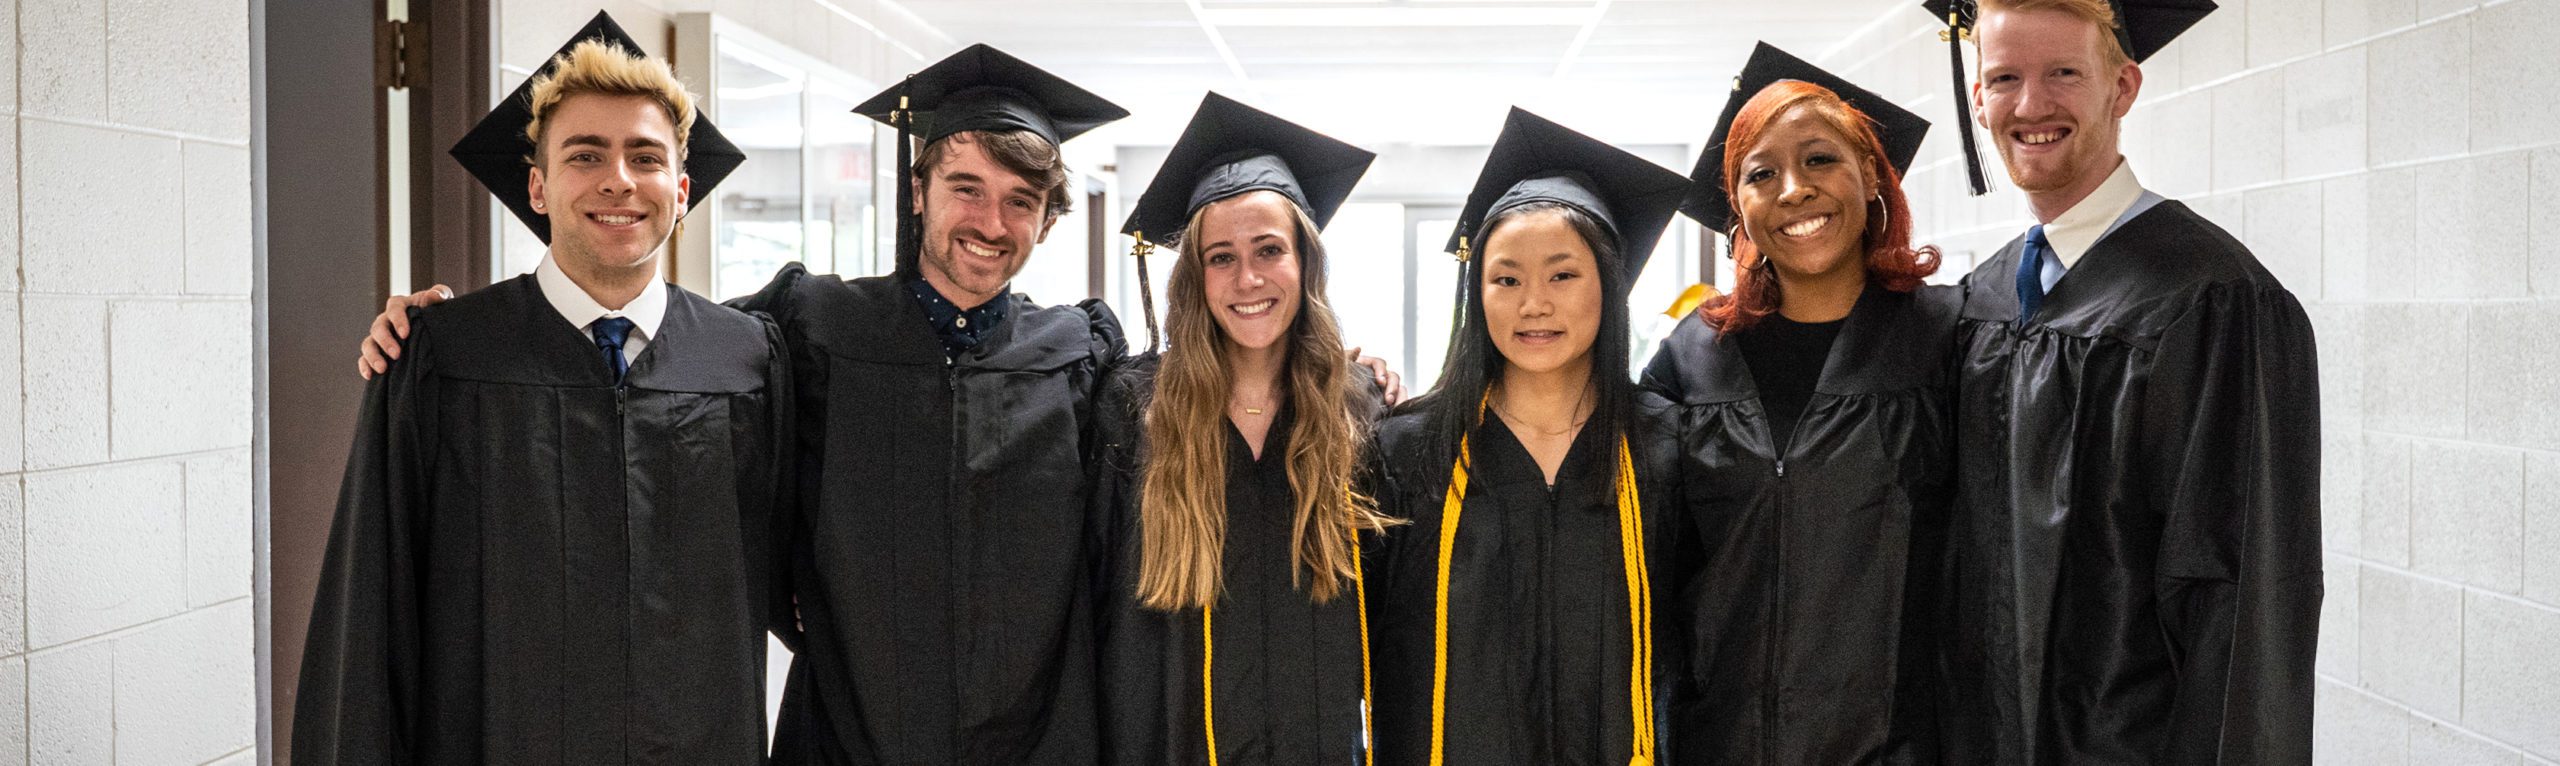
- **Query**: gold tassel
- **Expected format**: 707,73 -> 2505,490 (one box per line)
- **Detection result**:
1938,10 -> 1973,42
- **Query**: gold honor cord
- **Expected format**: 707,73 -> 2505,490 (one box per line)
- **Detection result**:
1202,500 -> 1381,766
1429,398 -> 1657,766
1427,428 -> 1472,766
1203,602 -> 1220,766
1355,543 -> 1378,766
1615,437 -> 1657,765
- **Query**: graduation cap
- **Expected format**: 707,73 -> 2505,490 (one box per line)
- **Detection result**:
1922,0 -> 2216,195
1117,92 -> 1376,351
1686,42 -> 1932,235
449,11 -> 746,244
1441,108 -> 1688,331
1448,108 -> 1688,277
852,44 -> 1130,274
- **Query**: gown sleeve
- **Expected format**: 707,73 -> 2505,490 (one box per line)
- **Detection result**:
750,313 -> 804,653
2141,282 -> 2323,764
1087,361 -> 1160,765
293,316 -> 434,766
723,262 -> 809,318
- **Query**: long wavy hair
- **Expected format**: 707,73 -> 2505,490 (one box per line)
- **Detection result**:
1137,192 -> 1394,611
1702,80 -> 1939,334
1409,201 -> 1635,497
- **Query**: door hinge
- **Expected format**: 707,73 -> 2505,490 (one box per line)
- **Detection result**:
378,19 -> 423,90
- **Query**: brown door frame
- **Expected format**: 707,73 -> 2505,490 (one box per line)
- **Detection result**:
405,0 -> 496,293
260,0 -> 490,762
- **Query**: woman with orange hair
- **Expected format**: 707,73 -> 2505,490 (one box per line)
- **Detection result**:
1641,44 -> 1958,765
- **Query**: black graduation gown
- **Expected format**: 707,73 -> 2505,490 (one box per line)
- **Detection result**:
734,265 -> 1126,765
1945,201 -> 2322,765
1367,405 -> 1677,766
1639,286 -> 1958,766
294,275 -> 789,765
1091,358 -> 1374,765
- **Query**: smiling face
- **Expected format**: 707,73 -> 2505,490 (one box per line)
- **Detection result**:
1479,208 -> 1604,377
1733,101 -> 1876,284
1973,4 -> 2141,206
1193,190 -> 1306,353
911,134 -> 1057,307
527,92 -> 691,275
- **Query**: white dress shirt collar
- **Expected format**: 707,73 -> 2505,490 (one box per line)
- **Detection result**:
2038,158 -> 2152,270
534,254 -> 667,358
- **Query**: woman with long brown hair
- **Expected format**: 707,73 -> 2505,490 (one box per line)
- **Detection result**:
1366,108 -> 1690,766
1642,43 -> 1956,764
1090,93 -> 1399,765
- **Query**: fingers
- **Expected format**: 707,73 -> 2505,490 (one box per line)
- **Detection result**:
384,297 -> 412,340
382,285 -> 450,340
1384,372 -> 1407,407
370,313 -> 404,361
359,332 -> 390,378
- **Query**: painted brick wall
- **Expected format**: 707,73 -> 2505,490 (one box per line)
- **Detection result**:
1819,0 -> 2560,761
5,0 -> 259,762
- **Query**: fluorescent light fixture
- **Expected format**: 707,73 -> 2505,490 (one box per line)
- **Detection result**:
1198,5 -> 1598,26
1551,0 -> 1609,77
1185,0 -> 1256,86
807,0 -> 929,61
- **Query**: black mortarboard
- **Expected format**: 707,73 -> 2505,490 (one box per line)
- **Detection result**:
1686,42 -> 1932,235
852,43 -> 1129,274
1121,92 -> 1375,248
1114,92 -> 1375,352
1922,0 -> 2216,195
853,43 -> 1128,146
449,11 -> 746,244
1447,108 -> 1689,282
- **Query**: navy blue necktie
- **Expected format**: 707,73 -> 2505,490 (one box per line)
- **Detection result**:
2014,225 -> 2051,327
592,316 -> 636,383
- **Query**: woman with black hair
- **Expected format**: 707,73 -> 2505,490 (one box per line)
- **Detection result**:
1366,108 -> 1689,766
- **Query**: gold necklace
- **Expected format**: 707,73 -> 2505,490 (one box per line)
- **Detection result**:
1489,382 -> 1592,436
1231,394 -> 1277,417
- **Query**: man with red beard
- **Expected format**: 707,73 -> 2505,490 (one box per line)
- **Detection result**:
1924,0 -> 2322,762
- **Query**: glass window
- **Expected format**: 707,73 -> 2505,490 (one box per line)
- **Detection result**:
1323,202 -> 1408,381
1628,217 -> 1697,374
712,48 -> 806,299
1409,214 -> 1461,393
807,80 -> 876,282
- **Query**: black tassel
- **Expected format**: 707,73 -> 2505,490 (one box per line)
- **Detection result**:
1945,22 -> 1991,196
893,81 -> 921,275
1131,236 -> 1163,353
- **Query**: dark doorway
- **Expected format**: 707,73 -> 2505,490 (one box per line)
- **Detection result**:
260,0 -> 489,761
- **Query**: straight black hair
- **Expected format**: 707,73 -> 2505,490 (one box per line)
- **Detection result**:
1402,201 -> 1635,496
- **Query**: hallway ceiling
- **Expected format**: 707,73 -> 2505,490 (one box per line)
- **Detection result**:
877,0 -> 1915,148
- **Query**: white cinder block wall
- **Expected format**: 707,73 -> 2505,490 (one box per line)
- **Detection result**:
6,0 -> 261,763
1820,0 -> 2560,761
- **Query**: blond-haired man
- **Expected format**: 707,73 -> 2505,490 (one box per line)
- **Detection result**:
295,15 -> 782,764
1925,0 -> 2323,762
